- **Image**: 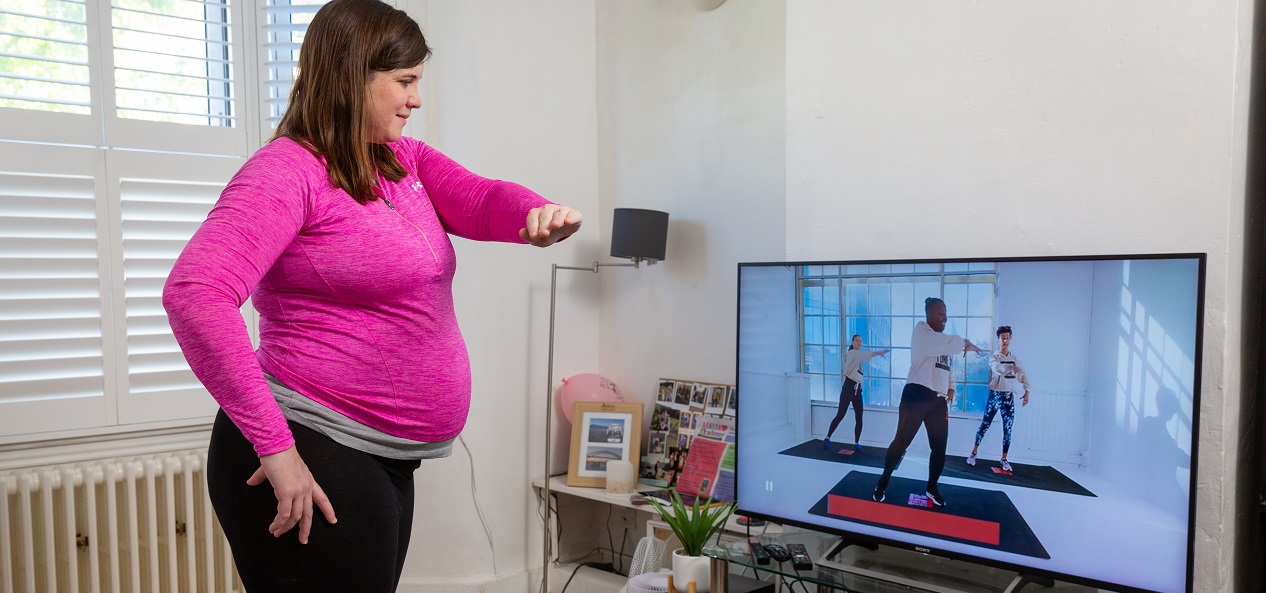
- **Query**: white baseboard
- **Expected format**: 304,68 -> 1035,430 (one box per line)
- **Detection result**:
397,570 -> 533,593
398,565 -> 625,593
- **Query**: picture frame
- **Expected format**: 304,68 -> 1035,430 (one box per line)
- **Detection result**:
567,401 -> 644,488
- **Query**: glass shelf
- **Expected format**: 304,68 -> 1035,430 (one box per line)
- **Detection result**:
703,533 -> 1100,593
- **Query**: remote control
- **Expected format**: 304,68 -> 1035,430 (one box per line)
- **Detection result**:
748,542 -> 771,565
763,544 -> 792,563
785,543 -> 813,571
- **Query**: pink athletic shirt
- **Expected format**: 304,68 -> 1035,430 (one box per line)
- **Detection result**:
163,136 -> 552,456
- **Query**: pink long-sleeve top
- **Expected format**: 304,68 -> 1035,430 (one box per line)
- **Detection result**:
163,136 -> 551,457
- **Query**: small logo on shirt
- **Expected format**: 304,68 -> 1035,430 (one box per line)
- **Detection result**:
411,181 -> 424,192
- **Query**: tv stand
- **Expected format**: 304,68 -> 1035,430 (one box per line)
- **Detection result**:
1001,574 -> 1054,593
704,532 -> 1098,593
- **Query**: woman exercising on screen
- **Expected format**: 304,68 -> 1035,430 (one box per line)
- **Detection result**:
823,334 -> 888,451
873,297 -> 980,508
967,325 -> 1030,473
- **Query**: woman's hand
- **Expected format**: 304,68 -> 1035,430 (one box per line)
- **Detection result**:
520,205 -> 582,247
247,446 -> 337,544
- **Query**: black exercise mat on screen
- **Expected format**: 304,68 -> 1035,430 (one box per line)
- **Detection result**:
808,471 -> 1050,559
778,439 -> 1095,497
777,439 -> 890,467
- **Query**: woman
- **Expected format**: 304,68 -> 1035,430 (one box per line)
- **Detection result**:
823,334 -> 889,451
967,325 -> 1031,473
162,1 -> 581,590
873,298 -> 979,508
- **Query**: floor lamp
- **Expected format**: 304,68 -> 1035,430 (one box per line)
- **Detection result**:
541,208 -> 669,593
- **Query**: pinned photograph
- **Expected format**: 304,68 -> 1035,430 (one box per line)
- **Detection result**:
658,380 -> 677,402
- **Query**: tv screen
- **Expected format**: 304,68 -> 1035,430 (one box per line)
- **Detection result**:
735,254 -> 1202,593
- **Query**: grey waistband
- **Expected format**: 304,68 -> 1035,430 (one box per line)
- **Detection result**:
266,374 -> 455,461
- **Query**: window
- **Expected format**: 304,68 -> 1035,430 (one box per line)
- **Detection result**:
0,0 -> 350,443
110,0 -> 235,126
799,263 -> 998,412
0,0 -> 92,115
261,0 -> 327,131
0,0 -> 341,443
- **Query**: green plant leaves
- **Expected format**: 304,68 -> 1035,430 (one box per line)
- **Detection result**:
646,491 -> 736,557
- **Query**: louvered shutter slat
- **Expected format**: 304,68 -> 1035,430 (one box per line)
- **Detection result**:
0,0 -> 91,114
111,0 -> 235,127
0,169 -> 106,409
263,0 -> 328,128
118,176 -> 220,413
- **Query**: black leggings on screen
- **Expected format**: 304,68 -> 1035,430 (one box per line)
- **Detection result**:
826,377 -> 863,443
875,383 -> 949,493
207,410 -> 422,593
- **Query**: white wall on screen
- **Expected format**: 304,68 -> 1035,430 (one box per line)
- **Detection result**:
991,260 -> 1093,465
736,265 -> 800,441
1085,258 -> 1198,517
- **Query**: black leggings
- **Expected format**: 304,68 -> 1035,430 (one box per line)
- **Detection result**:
826,377 -> 863,443
207,410 -> 422,593
875,384 -> 949,493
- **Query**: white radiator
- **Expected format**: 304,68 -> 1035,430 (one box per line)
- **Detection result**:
0,449 -> 240,593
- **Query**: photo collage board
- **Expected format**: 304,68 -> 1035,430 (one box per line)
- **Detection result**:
639,378 -> 736,488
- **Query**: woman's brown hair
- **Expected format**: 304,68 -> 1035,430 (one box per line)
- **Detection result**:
273,0 -> 432,204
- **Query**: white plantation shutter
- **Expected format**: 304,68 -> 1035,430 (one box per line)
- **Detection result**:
260,0 -> 327,132
110,0 -> 234,127
0,0 -> 271,442
0,145 -> 110,437
0,0 -> 92,114
0,0 -> 102,145
107,151 -> 243,425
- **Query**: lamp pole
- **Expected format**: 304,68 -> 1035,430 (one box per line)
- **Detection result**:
542,259 -> 641,593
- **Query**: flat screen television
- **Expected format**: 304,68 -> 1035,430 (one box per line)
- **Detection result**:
735,254 -> 1203,593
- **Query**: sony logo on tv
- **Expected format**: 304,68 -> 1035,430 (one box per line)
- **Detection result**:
914,546 -> 931,554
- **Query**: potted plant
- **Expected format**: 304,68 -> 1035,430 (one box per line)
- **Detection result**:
647,492 -> 736,593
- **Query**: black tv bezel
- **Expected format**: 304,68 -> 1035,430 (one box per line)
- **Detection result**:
733,252 -> 1205,593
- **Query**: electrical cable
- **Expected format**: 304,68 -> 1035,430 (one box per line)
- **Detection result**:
535,487 -> 558,593
617,526 -> 630,576
559,562 -> 615,593
593,546 -> 635,562
531,486 -> 562,593
606,504 -> 617,573
458,435 -> 498,575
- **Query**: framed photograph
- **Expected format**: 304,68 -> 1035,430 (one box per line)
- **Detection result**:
567,401 -> 644,488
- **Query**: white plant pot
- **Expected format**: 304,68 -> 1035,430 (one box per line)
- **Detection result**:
671,548 -> 711,593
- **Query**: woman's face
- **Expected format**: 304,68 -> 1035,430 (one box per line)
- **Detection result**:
851,335 -> 862,350
366,64 -> 424,143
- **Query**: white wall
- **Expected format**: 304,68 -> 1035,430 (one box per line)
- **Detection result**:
992,260 -> 1093,464
594,0 -> 790,413
736,264 -> 800,439
1085,258 -> 1200,517
400,1 -> 601,590
783,2 -> 1249,591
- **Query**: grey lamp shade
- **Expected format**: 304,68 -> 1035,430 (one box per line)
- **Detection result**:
610,208 -> 669,262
